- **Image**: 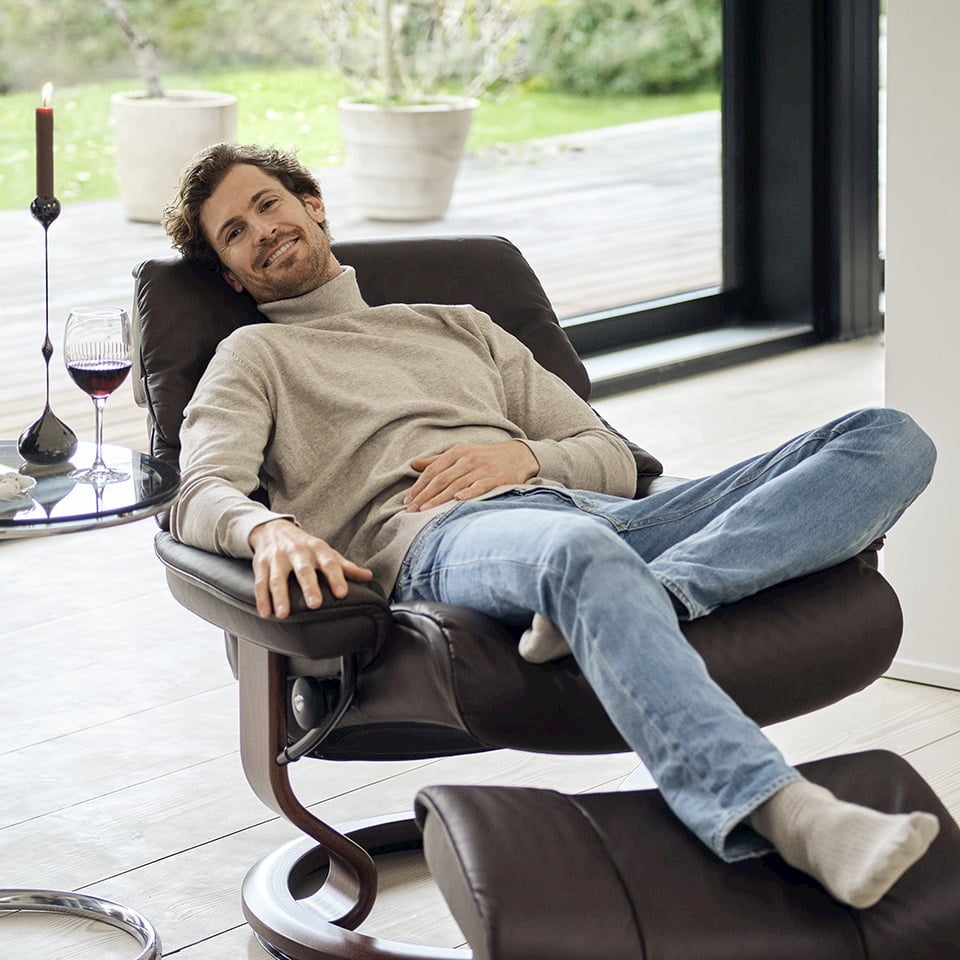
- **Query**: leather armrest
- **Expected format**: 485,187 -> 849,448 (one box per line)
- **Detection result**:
154,531 -> 391,660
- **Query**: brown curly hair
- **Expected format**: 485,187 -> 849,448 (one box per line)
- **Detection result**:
162,143 -> 328,272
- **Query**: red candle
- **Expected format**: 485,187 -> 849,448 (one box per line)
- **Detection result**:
36,82 -> 54,198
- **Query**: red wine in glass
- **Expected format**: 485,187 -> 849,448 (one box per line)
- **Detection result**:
63,307 -> 133,483
67,358 -> 132,399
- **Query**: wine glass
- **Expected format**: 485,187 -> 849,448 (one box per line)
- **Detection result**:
63,306 -> 133,483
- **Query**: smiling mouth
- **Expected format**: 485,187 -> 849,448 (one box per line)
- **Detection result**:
261,238 -> 297,268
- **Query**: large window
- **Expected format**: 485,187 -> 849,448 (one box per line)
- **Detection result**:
567,0 -> 882,394
333,0 -> 881,396
329,0 -> 725,369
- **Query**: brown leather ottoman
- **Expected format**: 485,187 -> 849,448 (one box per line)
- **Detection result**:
415,751 -> 960,959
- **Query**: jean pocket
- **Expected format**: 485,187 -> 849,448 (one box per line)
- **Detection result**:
392,515 -> 448,599
513,487 -> 578,507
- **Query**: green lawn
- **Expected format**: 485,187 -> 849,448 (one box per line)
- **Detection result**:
0,67 -> 718,211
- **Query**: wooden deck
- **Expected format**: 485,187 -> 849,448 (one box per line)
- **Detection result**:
0,111 -> 720,454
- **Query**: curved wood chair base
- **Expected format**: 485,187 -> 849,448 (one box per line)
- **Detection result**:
242,811 -> 470,960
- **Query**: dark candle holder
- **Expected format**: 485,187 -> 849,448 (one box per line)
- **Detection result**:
18,194 -> 78,465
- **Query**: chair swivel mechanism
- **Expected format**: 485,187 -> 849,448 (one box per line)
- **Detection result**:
132,235 -> 902,960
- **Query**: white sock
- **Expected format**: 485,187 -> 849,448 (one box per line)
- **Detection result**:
749,779 -> 940,909
518,614 -> 571,663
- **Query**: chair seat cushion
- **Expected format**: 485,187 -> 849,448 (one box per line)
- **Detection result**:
307,554 -> 901,761
415,750 -> 960,960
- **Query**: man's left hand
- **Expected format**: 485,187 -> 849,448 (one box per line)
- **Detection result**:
405,440 -> 540,512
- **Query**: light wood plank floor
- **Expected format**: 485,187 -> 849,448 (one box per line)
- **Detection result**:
3,333 -> 959,958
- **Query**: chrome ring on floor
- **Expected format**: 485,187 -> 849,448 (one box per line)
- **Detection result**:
0,888 -> 162,960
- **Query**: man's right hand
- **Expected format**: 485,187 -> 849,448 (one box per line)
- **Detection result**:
248,518 -> 374,619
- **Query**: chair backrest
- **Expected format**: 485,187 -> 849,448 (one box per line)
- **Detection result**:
133,234 -> 662,481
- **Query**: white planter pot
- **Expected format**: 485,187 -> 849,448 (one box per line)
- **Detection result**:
338,96 -> 478,221
110,90 -> 238,223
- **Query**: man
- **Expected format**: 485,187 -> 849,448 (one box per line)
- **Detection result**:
164,143 -> 939,910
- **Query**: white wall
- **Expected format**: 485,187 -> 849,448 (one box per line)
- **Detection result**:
884,0 -> 960,689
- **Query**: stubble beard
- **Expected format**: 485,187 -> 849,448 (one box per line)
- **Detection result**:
249,220 -> 334,303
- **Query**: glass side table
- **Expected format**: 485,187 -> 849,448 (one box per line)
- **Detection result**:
0,440 -> 178,539
0,439 -> 177,958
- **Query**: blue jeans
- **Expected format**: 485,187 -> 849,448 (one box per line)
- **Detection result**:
391,408 -> 936,861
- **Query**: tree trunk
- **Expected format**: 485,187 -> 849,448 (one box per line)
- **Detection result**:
100,0 -> 164,98
377,0 -> 403,99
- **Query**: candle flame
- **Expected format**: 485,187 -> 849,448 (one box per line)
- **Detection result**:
41,82 -> 53,108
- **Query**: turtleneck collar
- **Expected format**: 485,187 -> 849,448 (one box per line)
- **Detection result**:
258,265 -> 369,325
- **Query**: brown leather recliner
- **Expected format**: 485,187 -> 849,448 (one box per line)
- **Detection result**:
133,235 -> 902,960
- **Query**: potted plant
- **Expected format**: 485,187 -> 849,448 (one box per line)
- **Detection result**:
328,0 -> 523,221
102,0 -> 237,223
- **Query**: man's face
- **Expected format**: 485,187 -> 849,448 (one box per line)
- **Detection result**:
200,163 -> 340,303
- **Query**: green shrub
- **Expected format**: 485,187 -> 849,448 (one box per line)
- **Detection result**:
314,0 -> 529,101
527,0 -> 721,96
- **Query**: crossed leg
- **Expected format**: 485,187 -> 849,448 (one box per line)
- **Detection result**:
394,408 -> 939,905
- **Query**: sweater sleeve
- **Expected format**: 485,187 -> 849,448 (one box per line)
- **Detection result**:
170,341 -> 294,557
470,309 -> 638,497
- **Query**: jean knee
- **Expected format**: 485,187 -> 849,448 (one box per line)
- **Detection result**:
539,513 -> 614,558
902,412 -> 937,484
537,514 -> 633,582
869,407 -> 937,489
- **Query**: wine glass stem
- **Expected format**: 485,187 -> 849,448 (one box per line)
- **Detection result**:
92,396 -> 107,470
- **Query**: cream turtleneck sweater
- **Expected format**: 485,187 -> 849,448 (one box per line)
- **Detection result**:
171,267 -> 637,592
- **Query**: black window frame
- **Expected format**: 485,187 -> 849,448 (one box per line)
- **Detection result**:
565,0 -> 881,376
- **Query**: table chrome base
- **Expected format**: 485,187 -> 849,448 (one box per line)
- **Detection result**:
0,888 -> 161,960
